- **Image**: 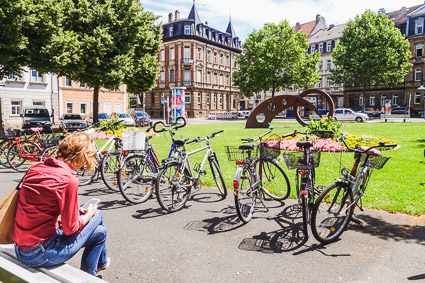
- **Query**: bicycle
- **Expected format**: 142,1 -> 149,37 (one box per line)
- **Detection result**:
281,130 -> 334,239
311,134 -> 396,244
155,122 -> 226,212
228,126 -> 291,223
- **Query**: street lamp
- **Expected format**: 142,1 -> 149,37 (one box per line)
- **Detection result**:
418,85 -> 425,119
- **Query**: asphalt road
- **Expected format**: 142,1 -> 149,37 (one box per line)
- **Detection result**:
1,168 -> 425,282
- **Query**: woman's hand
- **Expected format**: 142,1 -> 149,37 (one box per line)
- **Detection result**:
81,204 -> 98,225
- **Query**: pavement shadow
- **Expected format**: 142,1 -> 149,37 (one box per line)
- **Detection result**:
349,214 -> 425,244
191,191 -> 226,204
79,186 -> 118,197
98,199 -> 131,210
132,206 -> 166,219
407,273 -> 425,280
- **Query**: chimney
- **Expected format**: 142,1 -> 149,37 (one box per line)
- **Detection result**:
175,10 -> 180,20
329,24 -> 335,29
168,12 -> 173,23
378,8 -> 385,14
295,22 -> 300,32
316,14 -> 321,23
205,21 -> 208,25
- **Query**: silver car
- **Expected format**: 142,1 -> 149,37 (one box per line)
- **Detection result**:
60,114 -> 88,130
116,113 -> 135,126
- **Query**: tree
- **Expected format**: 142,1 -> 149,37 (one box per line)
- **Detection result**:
233,20 -> 320,98
42,0 -> 161,123
331,10 -> 412,112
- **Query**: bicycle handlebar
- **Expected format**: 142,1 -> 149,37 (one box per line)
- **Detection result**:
153,117 -> 187,133
187,130 -> 224,145
241,128 -> 273,143
340,134 -> 397,153
208,130 -> 223,139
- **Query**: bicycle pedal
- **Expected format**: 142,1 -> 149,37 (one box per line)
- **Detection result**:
351,216 -> 363,226
199,170 -> 207,175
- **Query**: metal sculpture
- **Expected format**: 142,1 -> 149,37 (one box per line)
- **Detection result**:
245,89 -> 335,128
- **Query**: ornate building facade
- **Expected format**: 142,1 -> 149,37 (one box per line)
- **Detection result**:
145,3 -> 243,118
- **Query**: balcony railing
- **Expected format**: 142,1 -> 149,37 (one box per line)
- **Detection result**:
181,58 -> 194,64
180,80 -> 194,87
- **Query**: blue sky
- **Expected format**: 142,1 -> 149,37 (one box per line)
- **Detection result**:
143,0 -> 422,42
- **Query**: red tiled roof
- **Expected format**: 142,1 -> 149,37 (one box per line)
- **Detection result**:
298,20 -> 316,36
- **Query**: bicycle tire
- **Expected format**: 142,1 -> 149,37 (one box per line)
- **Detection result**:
234,165 -> 255,223
311,182 -> 354,244
39,145 -> 59,161
100,151 -> 122,192
209,157 -> 227,198
0,138 -> 13,168
7,141 -> 39,172
118,154 -> 156,204
155,162 -> 191,213
301,192 -> 309,238
255,158 -> 290,201
76,165 -> 97,186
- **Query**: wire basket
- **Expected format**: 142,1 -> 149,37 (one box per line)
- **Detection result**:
282,150 -> 321,170
225,146 -> 258,161
360,154 -> 390,170
122,131 -> 146,151
259,141 -> 281,159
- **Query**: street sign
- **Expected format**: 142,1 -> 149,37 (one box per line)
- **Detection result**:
161,99 -> 167,104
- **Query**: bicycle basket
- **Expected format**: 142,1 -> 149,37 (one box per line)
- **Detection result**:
282,150 -> 321,170
360,154 -> 390,170
225,146 -> 258,161
122,131 -> 146,151
259,142 -> 281,159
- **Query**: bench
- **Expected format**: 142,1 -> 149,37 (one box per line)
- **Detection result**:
0,244 -> 107,283
380,114 -> 410,122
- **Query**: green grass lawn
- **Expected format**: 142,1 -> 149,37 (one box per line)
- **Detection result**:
102,121 -> 425,215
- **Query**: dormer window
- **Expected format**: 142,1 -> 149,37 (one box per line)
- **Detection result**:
169,26 -> 173,37
319,44 -> 323,53
184,25 -> 190,35
327,42 -> 332,52
415,18 -> 424,35
311,45 -> 315,52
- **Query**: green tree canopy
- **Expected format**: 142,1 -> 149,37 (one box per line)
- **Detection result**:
331,10 -> 412,111
233,20 -> 320,98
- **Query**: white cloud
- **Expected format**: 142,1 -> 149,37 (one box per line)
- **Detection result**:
143,0 -> 423,41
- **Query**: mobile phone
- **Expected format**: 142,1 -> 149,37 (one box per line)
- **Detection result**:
80,198 -> 100,212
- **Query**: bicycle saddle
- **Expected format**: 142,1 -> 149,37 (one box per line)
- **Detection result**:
173,138 -> 189,146
296,141 -> 314,148
30,127 -> 43,132
238,144 -> 255,151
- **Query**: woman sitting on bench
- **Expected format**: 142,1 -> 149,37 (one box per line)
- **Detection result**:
13,133 -> 110,276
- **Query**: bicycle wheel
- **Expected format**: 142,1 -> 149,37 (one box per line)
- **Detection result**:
118,154 -> 156,204
39,145 -> 59,161
155,163 -> 191,213
100,151 -> 122,192
209,157 -> 227,198
255,158 -> 290,201
7,141 -> 39,172
0,139 -> 13,168
311,182 -> 354,244
234,165 -> 255,223
76,164 -> 97,186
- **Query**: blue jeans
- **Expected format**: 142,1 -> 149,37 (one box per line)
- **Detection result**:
15,210 -> 107,276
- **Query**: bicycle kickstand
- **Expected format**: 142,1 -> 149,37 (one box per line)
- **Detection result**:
351,213 -> 363,227
257,191 -> 270,212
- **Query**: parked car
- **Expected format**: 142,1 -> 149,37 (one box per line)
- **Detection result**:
237,110 -> 251,118
391,107 -> 416,116
332,108 -> 369,122
364,108 -> 382,118
133,111 -> 152,127
21,108 -> 52,132
60,114 -> 87,131
87,113 -> 109,125
116,112 -> 135,126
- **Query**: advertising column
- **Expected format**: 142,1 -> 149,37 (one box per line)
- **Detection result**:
171,87 -> 186,123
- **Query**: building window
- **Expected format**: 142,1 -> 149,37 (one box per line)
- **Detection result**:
416,44 -> 423,57
318,61 -> 323,71
213,94 -> 216,106
169,26 -> 173,37
415,92 -> 421,104
370,95 -> 375,106
11,101 -> 22,115
214,52 -> 217,64
326,60 -> 331,70
66,102 -> 74,114
160,71 -> 165,83
359,95 -> 363,106
80,102 -> 88,115
170,69 -> 175,82
207,50 -> 211,62
170,47 -> 175,60
233,96 -> 236,109
79,82 -> 87,88
31,70 -> 44,82
65,77 -> 72,87
32,101 -> 45,106
207,71 -> 211,84
226,55 -> 230,66
198,93 -> 201,105
185,92 -> 191,103
220,54 -> 224,65
219,94 -> 223,105
415,18 -> 424,35
207,93 -> 210,105
184,25 -> 190,35
381,95 -> 386,106
234,61 -> 237,68
184,46 -> 190,59
197,48 -> 201,60
220,74 -> 224,85
311,45 -> 315,52
160,49 -> 165,61
319,44 -> 323,53
7,73 -> 22,81
415,68 -> 422,81
197,69 -> 202,82
327,42 -> 331,52
184,69 -> 190,83
226,75 -> 230,86
392,94 -> 398,106
214,73 -> 217,84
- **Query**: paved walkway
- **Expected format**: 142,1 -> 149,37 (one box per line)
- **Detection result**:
1,169 -> 425,282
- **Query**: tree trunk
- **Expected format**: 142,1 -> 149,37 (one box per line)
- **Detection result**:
93,86 -> 100,124
362,87 -> 366,113
0,98 -> 5,137
137,93 -> 143,108
272,85 -> 275,98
